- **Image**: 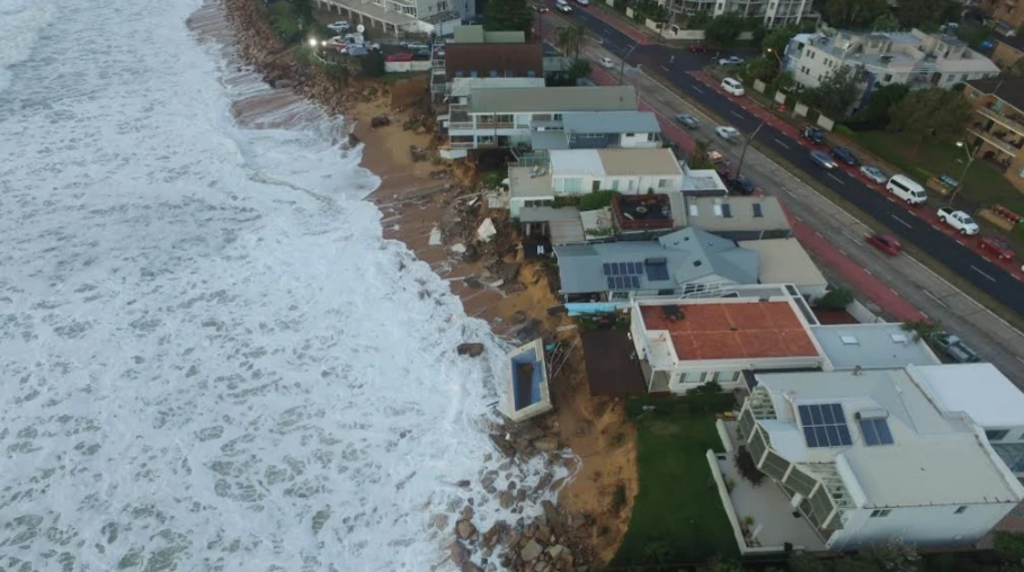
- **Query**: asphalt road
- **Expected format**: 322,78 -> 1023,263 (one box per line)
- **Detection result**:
552,8 -> 1024,322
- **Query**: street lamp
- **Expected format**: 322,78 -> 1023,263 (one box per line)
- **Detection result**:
949,141 -> 978,205
619,41 -> 640,86
766,48 -> 783,66
308,37 -> 318,48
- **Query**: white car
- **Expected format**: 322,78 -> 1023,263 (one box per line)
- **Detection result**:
327,21 -> 351,32
715,126 -> 741,143
556,0 -> 573,12
721,77 -> 744,96
400,42 -> 429,51
598,56 -> 615,69
718,56 -> 744,66
325,36 -> 347,49
576,0 -> 591,5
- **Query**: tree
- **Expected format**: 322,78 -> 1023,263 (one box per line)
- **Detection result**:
688,140 -> 716,169
823,0 -> 888,28
864,538 -> 921,572
815,287 -> 854,309
771,70 -> 795,93
705,12 -> 743,46
850,83 -> 909,130
887,87 -> 972,142
566,59 -> 592,83
803,65 -> 861,119
742,56 -> 780,84
871,12 -> 900,31
556,25 -> 587,61
896,0 -> 955,29
483,0 -> 533,39
762,24 -> 800,55
688,10 -> 712,28
901,319 -> 942,342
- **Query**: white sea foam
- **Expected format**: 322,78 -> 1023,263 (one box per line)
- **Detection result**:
0,0 -> 564,570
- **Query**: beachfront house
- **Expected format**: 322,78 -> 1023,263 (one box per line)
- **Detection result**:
729,367 -> 1024,551
552,227 -> 761,301
315,0 -> 466,36
530,111 -> 663,151
684,196 -> 792,240
738,238 -> 827,302
507,147 -> 682,218
432,26 -> 542,97
443,86 -> 639,157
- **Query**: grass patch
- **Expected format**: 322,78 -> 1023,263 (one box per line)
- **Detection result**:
842,130 -> 1024,213
613,395 -> 737,567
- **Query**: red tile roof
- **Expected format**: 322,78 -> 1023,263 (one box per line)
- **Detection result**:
639,301 -> 820,361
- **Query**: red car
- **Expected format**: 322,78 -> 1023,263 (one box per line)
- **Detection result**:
385,52 -> 413,62
980,236 -> 1015,261
689,41 -> 707,53
866,233 -> 901,256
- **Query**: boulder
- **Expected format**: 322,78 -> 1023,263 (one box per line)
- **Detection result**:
547,545 -> 567,560
457,343 -> 485,357
516,488 -> 527,503
456,519 -> 477,540
500,491 -> 514,509
532,437 -> 559,452
520,539 -> 544,562
461,506 -> 475,521
456,480 -> 471,488
480,471 -> 499,489
534,561 -> 551,572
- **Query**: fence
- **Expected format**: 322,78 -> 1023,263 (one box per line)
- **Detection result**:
384,60 -> 432,73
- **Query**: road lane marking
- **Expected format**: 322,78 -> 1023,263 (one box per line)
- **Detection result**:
661,65 -> 670,71
1017,356 -> 1024,366
956,240 -> 965,246
781,187 -> 795,196
691,85 -> 704,93
864,268 -> 873,275
971,265 -> 997,282
730,111 -> 745,119
839,249 -> 848,256
827,173 -> 845,185
923,289 -> 949,308
930,225 -> 941,231
890,288 -> 900,295
774,138 -> 790,149
814,231 -> 823,238
891,215 -> 912,228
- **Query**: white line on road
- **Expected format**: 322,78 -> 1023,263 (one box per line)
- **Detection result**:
814,231 -> 823,238
1017,356 -> 1024,366
956,240 -> 965,246
827,173 -> 845,185
891,215 -> 912,228
931,225 -> 941,231
661,66 -> 670,71
971,265 -> 997,282
864,268 -> 873,275
691,85 -> 704,93
839,249 -> 848,257
774,139 -> 790,149
841,231 -> 856,240
781,187 -> 795,196
730,111 -> 744,119
923,289 -> 949,308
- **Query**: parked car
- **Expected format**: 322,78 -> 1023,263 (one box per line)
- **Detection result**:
598,56 -> 615,69
810,150 -> 838,170
718,56 -> 744,66
720,77 -> 744,96
327,21 -> 351,32
866,233 -> 901,256
532,3 -> 549,11
412,49 -> 431,60
675,114 -> 699,129
980,236 -> 1015,261
831,146 -> 858,166
400,42 -> 429,51
556,0 -> 572,12
326,36 -> 348,49
886,174 -> 927,205
576,0 -> 591,5
936,207 -> 980,235
726,175 -> 756,195
689,41 -> 707,53
800,126 -> 826,145
932,332 -> 981,363
715,126 -> 741,143
346,45 -> 369,57
386,52 -> 414,62
859,165 -> 887,184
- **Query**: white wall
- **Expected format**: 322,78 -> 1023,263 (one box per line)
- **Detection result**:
659,354 -> 827,395
620,132 -> 660,148
553,174 -> 683,194
830,503 -> 1016,551
385,60 -> 433,73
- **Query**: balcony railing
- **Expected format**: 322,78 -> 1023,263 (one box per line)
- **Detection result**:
448,121 -> 474,130
449,141 -> 475,149
977,105 -> 1024,136
477,121 -> 515,129
968,126 -> 1021,156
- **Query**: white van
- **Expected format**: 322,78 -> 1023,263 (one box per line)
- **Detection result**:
721,77 -> 744,96
886,174 -> 927,205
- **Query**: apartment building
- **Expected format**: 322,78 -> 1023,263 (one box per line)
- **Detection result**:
964,78 -> 1024,192
979,0 -> 1024,37
442,85 -> 640,156
315,0 -> 469,35
784,29 -> 999,105
990,35 -> 1024,70
659,0 -> 815,28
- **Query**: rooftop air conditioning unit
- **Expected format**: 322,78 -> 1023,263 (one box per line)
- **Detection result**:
855,409 -> 889,420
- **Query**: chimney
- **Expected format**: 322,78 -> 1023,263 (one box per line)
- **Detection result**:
853,365 -> 863,376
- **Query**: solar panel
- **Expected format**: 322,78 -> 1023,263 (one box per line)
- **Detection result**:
607,276 -> 615,290
798,404 -> 852,448
858,418 -> 894,446
630,275 -> 640,289
615,276 -> 626,290
645,263 -> 670,281
603,263 -> 612,275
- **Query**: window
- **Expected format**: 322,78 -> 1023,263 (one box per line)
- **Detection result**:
987,429 -> 1010,441
657,178 -> 671,188
752,203 -> 763,217
955,506 -> 968,515
870,509 -> 891,518
561,177 -> 583,193
505,70 -> 513,77
611,179 -> 620,191
455,71 -> 464,78
470,71 -> 478,78
489,70 -> 498,77
883,73 -> 892,82
527,70 -> 536,77
624,132 -> 635,137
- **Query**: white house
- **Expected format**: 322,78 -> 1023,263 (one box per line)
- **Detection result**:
736,367 -> 1024,551
629,287 -> 831,393
784,29 -> 1000,106
913,363 -> 1024,476
659,0 -> 816,28
508,148 -> 683,218
315,0 -> 468,35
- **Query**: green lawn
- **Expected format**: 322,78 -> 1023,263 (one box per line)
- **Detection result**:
614,395 -> 738,567
842,130 -> 1024,214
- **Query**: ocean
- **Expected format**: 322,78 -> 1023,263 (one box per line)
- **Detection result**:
0,0 -> 562,569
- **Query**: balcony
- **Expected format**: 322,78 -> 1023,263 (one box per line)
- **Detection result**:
449,140 -> 475,150
968,126 -> 1023,156
976,105 -> 1024,137
477,120 -> 515,129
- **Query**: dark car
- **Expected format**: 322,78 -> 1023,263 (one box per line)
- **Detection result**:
980,236 -> 1015,261
800,126 -> 826,145
866,233 -> 901,256
726,175 -> 756,195
831,146 -> 858,166
810,150 -> 838,169
412,49 -> 431,60
689,41 -> 707,52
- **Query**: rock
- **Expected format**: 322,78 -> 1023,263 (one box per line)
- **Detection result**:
482,521 -> 507,548
507,480 -> 517,491
431,514 -> 449,530
542,501 -> 565,536
534,561 -> 551,572
516,488 -> 527,503
500,491 -> 514,509
456,519 -> 477,540
536,474 -> 554,493
532,437 -> 559,452
480,470 -> 499,489
537,525 -> 552,543
520,539 -> 544,562
489,434 -> 516,458
451,540 -> 472,569
456,479 -> 471,488
498,460 -> 512,471
547,545 -> 567,560
461,506 -> 475,521
457,343 -> 485,357
521,426 -> 544,441
275,79 -> 295,89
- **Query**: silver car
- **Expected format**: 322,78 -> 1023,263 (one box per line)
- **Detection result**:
676,114 -> 699,129
859,165 -> 887,184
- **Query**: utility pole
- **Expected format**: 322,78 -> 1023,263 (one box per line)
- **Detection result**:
619,42 -> 639,85
735,120 -> 767,178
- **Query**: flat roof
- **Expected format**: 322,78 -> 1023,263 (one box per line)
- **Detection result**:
758,369 -> 1024,507
913,363 -> 1024,428
639,300 -> 821,361
562,111 -> 661,135
469,86 -> 637,114
450,77 -> 545,97
548,148 -> 683,178
738,238 -> 826,288
681,168 -> 728,193
508,165 -> 553,199
810,324 -> 940,370
453,25 -> 526,44
686,196 -> 791,233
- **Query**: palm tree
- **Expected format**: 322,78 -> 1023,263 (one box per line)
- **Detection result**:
556,25 -> 587,61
